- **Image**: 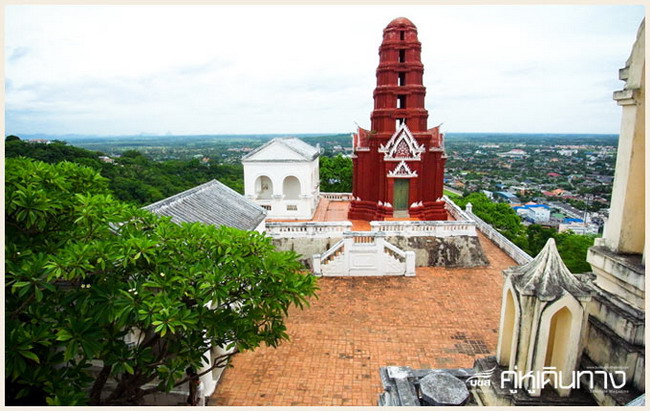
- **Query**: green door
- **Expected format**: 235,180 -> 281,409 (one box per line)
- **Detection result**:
393,179 -> 409,210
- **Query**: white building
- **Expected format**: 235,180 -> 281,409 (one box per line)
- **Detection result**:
242,137 -> 320,220
558,221 -> 599,235
496,149 -> 527,158
513,204 -> 551,224
557,149 -> 578,156
481,190 -> 494,200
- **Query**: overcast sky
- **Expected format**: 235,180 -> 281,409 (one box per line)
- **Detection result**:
5,5 -> 645,136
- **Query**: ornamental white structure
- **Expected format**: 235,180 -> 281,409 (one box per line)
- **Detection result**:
242,137 -> 320,219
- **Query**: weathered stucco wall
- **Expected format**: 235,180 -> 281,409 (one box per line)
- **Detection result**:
273,236 -> 344,269
385,235 -> 488,267
273,234 -> 488,268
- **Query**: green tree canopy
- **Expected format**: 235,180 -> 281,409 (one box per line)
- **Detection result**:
5,138 -> 245,205
5,157 -> 317,405
319,155 -> 352,192
453,192 -> 596,273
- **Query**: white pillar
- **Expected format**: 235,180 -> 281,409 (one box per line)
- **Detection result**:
343,237 -> 353,275
602,22 -> 645,254
375,233 -> 386,276
405,251 -> 416,276
312,254 -> 321,276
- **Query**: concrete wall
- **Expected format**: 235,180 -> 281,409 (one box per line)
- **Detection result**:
386,235 -> 488,267
273,236 -> 344,269
274,234 -> 488,268
583,21 -> 646,404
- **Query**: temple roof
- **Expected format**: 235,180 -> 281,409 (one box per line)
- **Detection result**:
143,179 -> 266,231
505,238 -> 592,301
242,137 -> 319,162
387,17 -> 415,28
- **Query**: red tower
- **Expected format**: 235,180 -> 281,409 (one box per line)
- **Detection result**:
348,17 -> 447,221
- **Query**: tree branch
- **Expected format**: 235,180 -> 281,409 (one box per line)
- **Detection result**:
135,349 -> 239,400
9,294 -> 35,318
89,364 -> 111,405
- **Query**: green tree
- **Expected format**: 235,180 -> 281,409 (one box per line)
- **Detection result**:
5,138 -> 246,205
525,224 -> 557,256
555,232 -> 596,273
453,192 -> 596,273
453,192 -> 527,247
5,157 -> 317,405
320,155 -> 352,192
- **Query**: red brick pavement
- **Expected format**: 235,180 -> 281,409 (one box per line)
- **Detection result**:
211,234 -> 516,406
267,200 -> 421,231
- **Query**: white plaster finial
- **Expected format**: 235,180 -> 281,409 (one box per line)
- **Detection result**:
505,238 -> 592,301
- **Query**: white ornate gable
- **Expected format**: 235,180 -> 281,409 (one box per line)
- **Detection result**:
387,160 -> 418,178
379,123 -> 425,161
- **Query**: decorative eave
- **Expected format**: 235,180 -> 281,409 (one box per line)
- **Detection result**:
379,123 -> 425,161
505,238 -> 593,301
388,160 -> 418,178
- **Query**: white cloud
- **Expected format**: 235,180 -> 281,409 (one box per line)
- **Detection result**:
5,4 -> 645,135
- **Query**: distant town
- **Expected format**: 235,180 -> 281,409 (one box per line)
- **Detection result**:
19,131 -> 617,237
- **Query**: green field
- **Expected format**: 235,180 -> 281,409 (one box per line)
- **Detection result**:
444,189 -> 462,199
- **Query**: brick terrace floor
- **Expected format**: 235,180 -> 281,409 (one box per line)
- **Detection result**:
211,233 -> 515,406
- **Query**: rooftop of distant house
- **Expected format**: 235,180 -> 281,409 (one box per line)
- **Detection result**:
513,204 -> 550,210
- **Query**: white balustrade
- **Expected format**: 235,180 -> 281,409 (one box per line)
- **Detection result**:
369,220 -> 477,237
312,232 -> 415,277
320,192 -> 354,201
458,201 -> 533,265
266,221 -> 353,238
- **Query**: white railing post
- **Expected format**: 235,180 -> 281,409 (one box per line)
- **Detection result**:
375,232 -> 386,276
343,237 -> 353,274
312,254 -> 322,276
405,251 -> 416,276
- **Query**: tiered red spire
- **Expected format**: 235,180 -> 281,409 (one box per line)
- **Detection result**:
348,17 -> 447,221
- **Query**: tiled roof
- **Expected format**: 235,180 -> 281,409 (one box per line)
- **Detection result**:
143,180 -> 266,231
242,137 -> 319,162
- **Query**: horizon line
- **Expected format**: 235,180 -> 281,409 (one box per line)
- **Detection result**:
8,131 -> 620,138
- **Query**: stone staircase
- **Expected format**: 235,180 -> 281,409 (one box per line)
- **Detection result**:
312,232 -> 415,277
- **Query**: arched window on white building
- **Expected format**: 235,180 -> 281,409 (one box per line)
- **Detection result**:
255,175 -> 273,199
283,176 -> 301,200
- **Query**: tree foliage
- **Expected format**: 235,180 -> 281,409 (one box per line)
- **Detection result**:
453,192 -> 596,273
319,155 -> 352,192
5,157 -> 317,405
5,139 -> 244,205
453,192 -> 527,247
